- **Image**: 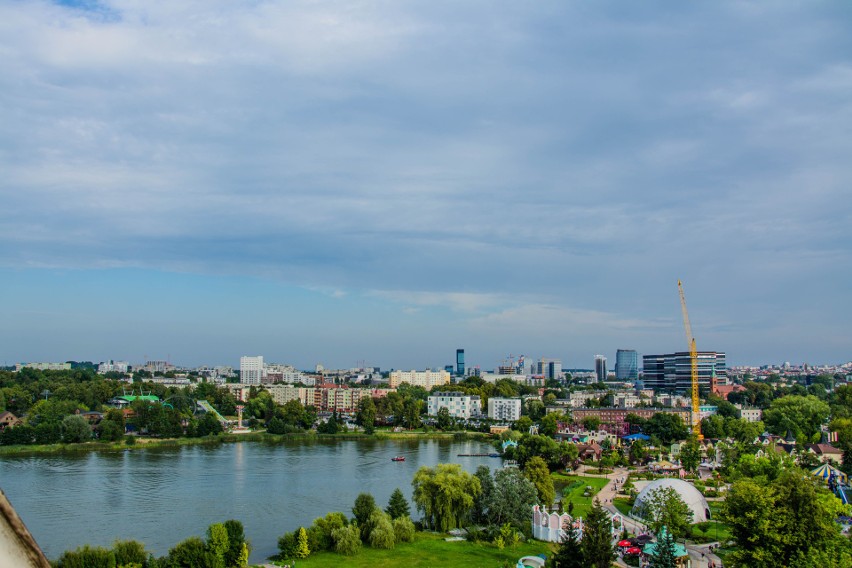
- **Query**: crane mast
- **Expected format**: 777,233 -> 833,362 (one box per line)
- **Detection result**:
678,280 -> 702,439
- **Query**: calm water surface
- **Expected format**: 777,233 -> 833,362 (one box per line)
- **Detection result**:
0,438 -> 499,562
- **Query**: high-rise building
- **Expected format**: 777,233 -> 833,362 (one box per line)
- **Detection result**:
240,356 -> 264,385
595,355 -> 607,382
456,349 -> 465,376
487,398 -> 522,422
537,358 -> 562,381
642,351 -> 727,392
615,349 -> 639,380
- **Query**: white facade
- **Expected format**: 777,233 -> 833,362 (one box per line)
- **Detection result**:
98,360 -> 129,374
264,364 -> 313,385
389,369 -> 451,389
240,356 -> 264,385
15,362 -> 71,372
738,407 -> 763,422
428,392 -> 482,419
266,384 -> 306,406
488,398 -> 522,422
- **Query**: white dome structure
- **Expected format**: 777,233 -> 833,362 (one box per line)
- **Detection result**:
631,478 -> 710,523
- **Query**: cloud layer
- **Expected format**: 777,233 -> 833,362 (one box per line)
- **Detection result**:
1,1 -> 850,367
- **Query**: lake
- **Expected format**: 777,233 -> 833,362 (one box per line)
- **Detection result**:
0,437 -> 499,563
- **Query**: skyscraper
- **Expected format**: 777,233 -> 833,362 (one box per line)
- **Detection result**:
537,358 -> 562,382
615,349 -> 639,380
642,351 -> 727,392
240,355 -> 264,385
595,355 -> 607,382
456,349 -> 465,376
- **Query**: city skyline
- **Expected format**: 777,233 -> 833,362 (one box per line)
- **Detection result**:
2,2 -> 851,368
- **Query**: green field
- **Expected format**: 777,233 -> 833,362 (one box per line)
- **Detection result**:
613,497 -> 633,517
269,532 -> 553,568
551,474 -> 610,518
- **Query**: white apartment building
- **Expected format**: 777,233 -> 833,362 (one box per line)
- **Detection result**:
389,369 -> 451,389
98,360 -> 129,374
428,392 -> 482,419
487,398 -> 522,422
264,364 -> 314,385
240,356 -> 264,385
265,384 -> 306,406
16,362 -> 72,372
738,407 -> 763,423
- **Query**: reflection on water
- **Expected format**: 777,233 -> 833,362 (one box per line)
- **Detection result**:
0,438 -> 498,563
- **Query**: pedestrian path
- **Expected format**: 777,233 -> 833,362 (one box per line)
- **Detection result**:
594,467 -> 723,567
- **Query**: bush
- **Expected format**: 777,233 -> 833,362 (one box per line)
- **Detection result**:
112,540 -> 147,566
278,531 -> 297,558
55,545 -> 115,568
309,512 -> 348,552
368,511 -> 395,549
332,524 -> 362,556
393,516 -> 416,543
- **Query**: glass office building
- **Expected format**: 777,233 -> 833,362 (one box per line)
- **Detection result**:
456,349 -> 465,376
615,349 -> 639,380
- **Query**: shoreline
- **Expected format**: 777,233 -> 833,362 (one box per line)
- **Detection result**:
0,430 -> 493,457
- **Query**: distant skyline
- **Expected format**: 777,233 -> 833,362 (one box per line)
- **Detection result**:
2,2 -> 851,369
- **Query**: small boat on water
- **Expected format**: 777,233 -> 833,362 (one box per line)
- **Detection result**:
391,456 -> 406,462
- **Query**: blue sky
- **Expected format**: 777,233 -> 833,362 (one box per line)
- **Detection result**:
1,1 -> 850,370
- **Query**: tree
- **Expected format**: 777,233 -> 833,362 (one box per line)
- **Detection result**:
581,416 -> 602,432
168,536 -> 215,567
514,415 -> 533,433
679,437 -> 701,473
523,456 -> 555,506
472,465 -> 495,524
392,516 -> 415,543
352,492 -> 378,539
481,468 -> 539,534
331,523 -> 361,555
721,470 -> 850,568
582,500 -> 615,568
763,395 -> 830,440
309,512 -> 348,551
367,510 -> 395,549
295,526 -> 310,558
628,440 -> 650,465
206,523 -> 229,566
385,488 -> 410,519
412,463 -> 481,531
54,545 -> 115,568
112,540 -> 147,567
552,523 -> 585,568
644,413 -> 689,444
539,412 -> 561,437
223,520 -> 248,568
356,396 -> 377,434
62,414 -> 92,443
436,407 -> 453,430
402,397 -> 422,429
648,527 -> 678,568
636,486 -> 693,539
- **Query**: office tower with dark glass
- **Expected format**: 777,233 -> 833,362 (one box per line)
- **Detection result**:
594,355 -> 607,382
456,349 -> 465,376
537,358 -> 562,382
642,351 -> 727,392
615,349 -> 639,380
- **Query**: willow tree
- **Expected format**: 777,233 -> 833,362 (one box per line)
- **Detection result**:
411,463 -> 481,531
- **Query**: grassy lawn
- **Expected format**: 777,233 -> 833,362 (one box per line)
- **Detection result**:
269,532 -> 553,568
551,473 -> 609,518
613,497 -> 633,517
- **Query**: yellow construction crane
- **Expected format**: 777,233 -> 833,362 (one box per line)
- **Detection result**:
678,280 -> 703,439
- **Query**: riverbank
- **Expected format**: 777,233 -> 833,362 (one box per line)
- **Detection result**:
0,429 -> 492,457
